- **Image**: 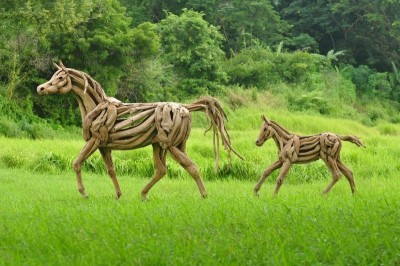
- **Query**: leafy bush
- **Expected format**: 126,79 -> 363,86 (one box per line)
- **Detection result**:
376,123 -> 400,136
0,117 -> 23,138
1,154 -> 26,168
288,90 -> 332,115
117,58 -> 178,102
224,48 -> 277,88
225,47 -> 329,89
0,116 -> 56,139
341,64 -> 394,99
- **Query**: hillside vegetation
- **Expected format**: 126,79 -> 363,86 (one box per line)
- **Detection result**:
1,0 -> 400,133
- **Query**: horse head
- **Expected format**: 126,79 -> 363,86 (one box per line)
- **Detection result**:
255,115 -> 274,146
37,61 -> 73,95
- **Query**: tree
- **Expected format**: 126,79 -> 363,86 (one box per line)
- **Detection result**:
276,0 -> 400,71
158,9 -> 226,96
203,0 -> 290,53
0,0 -> 136,125
119,0 -> 291,54
116,22 -> 176,103
43,0 -> 133,95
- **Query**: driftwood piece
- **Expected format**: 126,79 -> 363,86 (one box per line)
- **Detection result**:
254,115 -> 364,196
37,61 -> 243,200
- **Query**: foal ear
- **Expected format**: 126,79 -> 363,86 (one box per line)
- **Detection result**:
262,114 -> 270,123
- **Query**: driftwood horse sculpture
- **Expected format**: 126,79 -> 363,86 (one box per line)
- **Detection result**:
37,62 -> 242,199
255,115 -> 364,195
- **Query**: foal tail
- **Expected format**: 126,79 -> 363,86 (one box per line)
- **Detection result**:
184,96 -> 244,170
339,135 -> 365,147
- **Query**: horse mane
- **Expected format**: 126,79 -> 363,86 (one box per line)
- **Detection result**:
67,67 -> 108,102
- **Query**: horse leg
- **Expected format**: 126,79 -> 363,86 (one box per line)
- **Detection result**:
322,157 -> 342,194
73,137 -> 101,198
274,161 -> 292,195
254,160 -> 283,196
168,146 -> 207,198
337,159 -> 356,194
141,143 -> 167,200
99,148 -> 122,199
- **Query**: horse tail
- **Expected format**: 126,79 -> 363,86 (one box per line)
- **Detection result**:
339,135 -> 365,147
184,96 -> 244,170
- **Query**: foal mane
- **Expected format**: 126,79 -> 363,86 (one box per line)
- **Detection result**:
268,119 -> 293,138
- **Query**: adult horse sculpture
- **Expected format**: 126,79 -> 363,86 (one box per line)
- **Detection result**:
255,115 -> 364,196
37,62 -> 242,199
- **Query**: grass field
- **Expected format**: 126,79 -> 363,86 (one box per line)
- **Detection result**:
1,168 -> 399,265
1,107 -> 400,265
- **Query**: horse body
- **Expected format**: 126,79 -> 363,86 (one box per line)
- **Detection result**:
255,115 -> 364,195
37,62 -> 242,199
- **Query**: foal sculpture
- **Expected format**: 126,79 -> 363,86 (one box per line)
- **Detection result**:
255,115 -> 364,195
37,62 -> 242,199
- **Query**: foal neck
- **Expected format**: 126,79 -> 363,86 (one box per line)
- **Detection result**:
269,121 -> 294,151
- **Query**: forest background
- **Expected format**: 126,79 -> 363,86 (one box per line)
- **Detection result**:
1,0 -> 400,138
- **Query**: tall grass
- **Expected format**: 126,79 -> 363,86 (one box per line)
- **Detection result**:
1,106 -> 399,184
1,108 -> 400,264
1,168 -> 399,265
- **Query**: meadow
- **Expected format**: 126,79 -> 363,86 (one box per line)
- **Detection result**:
1,106 -> 400,265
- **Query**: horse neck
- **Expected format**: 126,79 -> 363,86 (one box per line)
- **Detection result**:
69,71 -> 108,118
269,121 -> 293,151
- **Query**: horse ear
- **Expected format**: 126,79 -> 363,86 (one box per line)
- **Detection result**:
53,62 -> 62,70
59,61 -> 67,72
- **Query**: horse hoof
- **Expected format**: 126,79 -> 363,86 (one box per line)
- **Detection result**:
141,193 -> 148,201
116,191 -> 122,199
141,197 -> 148,202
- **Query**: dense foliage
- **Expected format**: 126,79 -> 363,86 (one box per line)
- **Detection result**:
0,0 -> 400,132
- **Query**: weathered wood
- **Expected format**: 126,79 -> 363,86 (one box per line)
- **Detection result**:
37,61 -> 243,199
113,108 -> 155,131
254,115 -> 364,196
109,114 -> 155,140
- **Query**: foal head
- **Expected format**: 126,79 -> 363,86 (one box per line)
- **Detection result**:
256,115 -> 274,146
37,62 -> 72,95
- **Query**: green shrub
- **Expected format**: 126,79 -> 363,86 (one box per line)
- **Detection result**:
225,47 -> 328,88
0,117 -> 23,138
376,123 -> 400,136
288,91 -> 333,115
341,65 -> 373,94
1,154 -> 26,168
0,116 -> 56,139
31,154 -> 64,173
341,64 -> 394,99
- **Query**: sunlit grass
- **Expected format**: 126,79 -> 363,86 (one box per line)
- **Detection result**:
1,109 -> 400,265
1,168 -> 399,265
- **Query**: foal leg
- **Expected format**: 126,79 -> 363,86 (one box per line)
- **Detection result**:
168,146 -> 207,198
73,137 -> 100,198
141,143 -> 167,200
99,148 -> 122,199
254,160 -> 282,196
337,159 -> 356,194
322,157 -> 342,194
274,161 -> 292,195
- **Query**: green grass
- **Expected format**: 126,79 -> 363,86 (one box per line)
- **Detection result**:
1,109 -> 400,265
1,168 -> 399,265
